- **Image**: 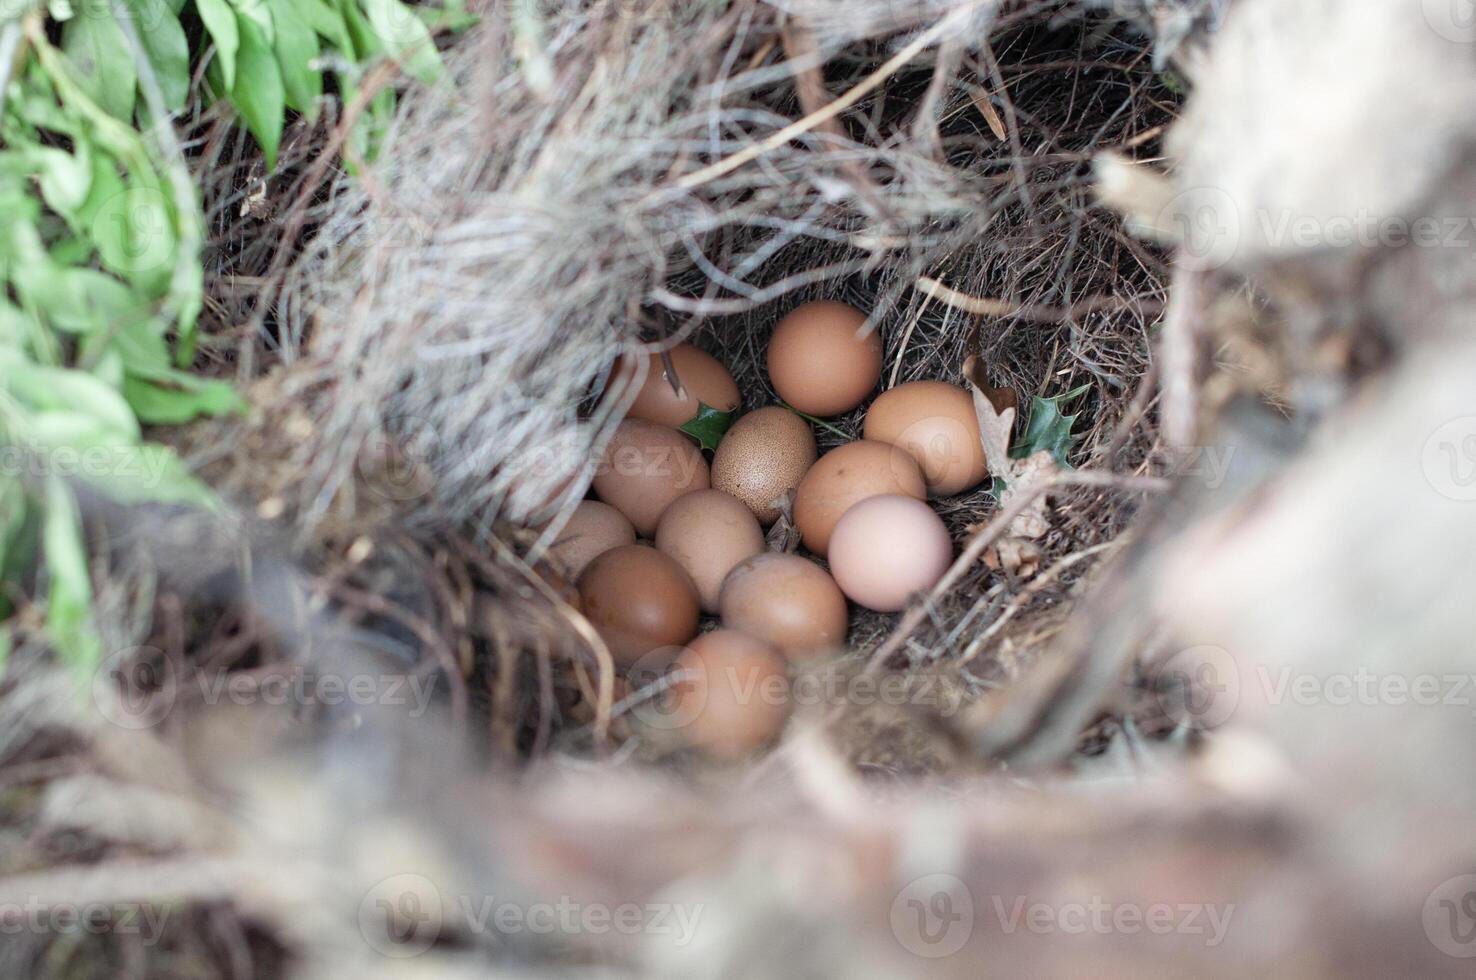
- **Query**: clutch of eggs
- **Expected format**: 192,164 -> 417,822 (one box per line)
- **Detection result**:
553,301 -> 1009,756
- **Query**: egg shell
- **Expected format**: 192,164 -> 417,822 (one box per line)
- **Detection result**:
792,439 -> 927,557
547,500 -> 637,580
655,490 -> 766,613
578,544 -> 700,667
592,419 -> 711,536
711,406 -> 818,525
767,301 -> 882,417
828,495 -> 953,612
719,553 -> 848,660
669,630 -> 790,758
607,343 -> 740,430
863,381 -> 989,496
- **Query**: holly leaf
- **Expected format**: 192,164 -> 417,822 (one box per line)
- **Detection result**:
679,402 -> 736,453
1010,384 -> 1090,466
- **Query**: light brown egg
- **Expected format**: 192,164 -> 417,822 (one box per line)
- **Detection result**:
607,343 -> 740,430
711,406 -> 818,525
767,301 -> 882,417
863,381 -> 988,496
592,419 -> 710,536
547,500 -> 636,580
655,490 -> 766,613
792,440 -> 927,557
719,553 -> 848,660
578,545 -> 700,667
669,630 -> 790,758
828,495 -> 953,612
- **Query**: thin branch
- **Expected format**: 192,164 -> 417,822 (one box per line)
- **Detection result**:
867,470 -> 1168,672
674,7 -> 975,190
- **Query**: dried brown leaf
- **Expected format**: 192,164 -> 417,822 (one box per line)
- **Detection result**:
765,489 -> 802,554
963,354 -> 1017,482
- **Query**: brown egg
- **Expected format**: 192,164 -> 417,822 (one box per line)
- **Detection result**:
711,406 -> 818,525
828,495 -> 953,612
578,545 -> 700,667
719,553 -> 848,660
655,490 -> 766,613
863,381 -> 988,496
607,343 -> 740,430
547,500 -> 636,580
767,301 -> 882,417
592,419 -> 711,536
669,631 -> 790,758
792,440 -> 927,557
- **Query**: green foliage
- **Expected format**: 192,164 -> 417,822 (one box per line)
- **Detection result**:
678,403 -> 736,453
191,0 -> 453,167
1010,384 -> 1091,467
0,0 -> 468,674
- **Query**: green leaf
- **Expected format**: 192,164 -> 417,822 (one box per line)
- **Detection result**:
195,0 -> 240,91
61,6 -> 137,122
24,412 -> 216,509
231,14 -> 285,169
363,0 -> 443,84
123,373 -> 245,424
339,0 -> 383,60
131,0 -> 191,112
0,478 -> 32,623
267,0 -> 323,117
90,184 -> 177,289
75,146 -> 126,230
88,318 -> 171,377
16,267 -> 148,337
0,354 -> 141,441
42,476 -> 99,672
300,0 -> 352,53
678,402 -> 736,453
1009,384 -> 1090,466
30,143 -> 94,221
236,0 -> 275,44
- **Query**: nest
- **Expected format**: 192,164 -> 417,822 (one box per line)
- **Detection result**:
147,0 -> 1177,762
32,0 -> 1476,975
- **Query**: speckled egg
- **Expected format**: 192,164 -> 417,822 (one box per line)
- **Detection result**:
864,380 -> 988,496
767,301 -> 882,417
607,343 -> 740,430
710,406 -> 818,525
719,553 -> 848,660
792,440 -> 927,557
592,419 -> 710,536
578,544 -> 700,666
828,495 -> 953,612
655,489 -> 766,613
